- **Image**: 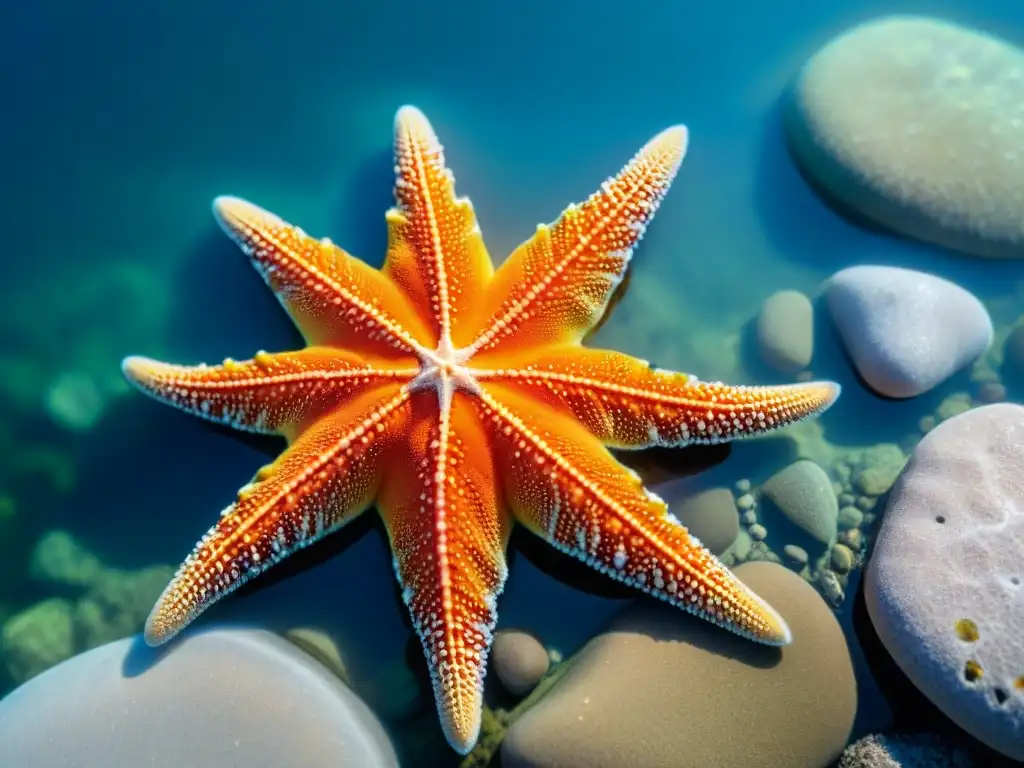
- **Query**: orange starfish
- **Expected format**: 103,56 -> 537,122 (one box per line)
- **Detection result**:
123,106 -> 840,754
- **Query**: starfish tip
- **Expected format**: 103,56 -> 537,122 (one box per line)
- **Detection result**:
750,590 -> 793,646
651,124 -> 690,163
211,195 -> 272,238
442,717 -> 480,757
394,104 -> 429,132
821,380 -> 843,408
120,355 -> 150,386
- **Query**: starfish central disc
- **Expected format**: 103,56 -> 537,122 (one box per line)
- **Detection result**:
410,336 -> 481,409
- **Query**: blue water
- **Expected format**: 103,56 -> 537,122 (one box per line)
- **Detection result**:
3,0 -> 1024,765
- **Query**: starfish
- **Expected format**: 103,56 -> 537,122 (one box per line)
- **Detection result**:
123,105 -> 840,754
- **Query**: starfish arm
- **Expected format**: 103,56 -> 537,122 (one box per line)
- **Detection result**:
144,384 -> 412,646
213,196 -> 433,357
377,391 -> 510,755
122,347 -> 418,440
383,106 -> 495,346
474,346 -> 841,449
464,125 -> 687,356
479,383 -> 791,645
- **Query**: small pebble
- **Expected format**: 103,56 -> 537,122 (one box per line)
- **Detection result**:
837,506 -> 863,530
493,630 -> 550,697
838,528 -> 864,551
856,496 -> 877,511
920,415 -> 937,433
977,380 -> 1006,403
741,510 -> 757,526
819,570 -> 845,607
838,493 -> 856,507
735,478 -> 751,494
736,494 -> 755,511
749,524 -> 767,541
783,544 -> 809,566
831,543 -> 854,574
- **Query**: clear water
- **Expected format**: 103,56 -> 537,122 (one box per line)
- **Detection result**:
2,0 -> 1023,765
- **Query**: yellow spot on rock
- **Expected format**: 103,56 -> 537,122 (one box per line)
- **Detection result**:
964,659 -> 984,682
955,618 -> 979,642
1015,675 -> 1024,691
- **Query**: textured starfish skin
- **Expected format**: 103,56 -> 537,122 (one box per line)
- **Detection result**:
122,106 -> 840,755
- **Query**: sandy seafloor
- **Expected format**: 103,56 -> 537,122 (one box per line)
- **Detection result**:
2,0 -> 1024,765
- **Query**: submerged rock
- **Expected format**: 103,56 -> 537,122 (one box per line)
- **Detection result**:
787,16 -> 1024,259
502,562 -> 856,768
0,628 -> 398,767
658,484 -> 740,555
756,289 -> 814,373
838,732 -> 976,768
866,404 -> 1024,761
1,599 -> 75,685
29,530 -> 104,588
826,266 -> 991,398
492,629 -> 549,697
760,459 -> 838,554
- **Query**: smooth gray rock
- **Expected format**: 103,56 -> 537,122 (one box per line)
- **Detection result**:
760,460 -> 838,553
0,627 -> 398,768
787,16 -> 1024,259
826,265 -> 992,398
865,404 -> 1024,761
756,290 -> 814,373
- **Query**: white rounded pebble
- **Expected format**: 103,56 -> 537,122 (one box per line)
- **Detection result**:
865,404 -> 1024,760
0,627 -> 399,767
826,265 -> 992,398
787,16 -> 1024,259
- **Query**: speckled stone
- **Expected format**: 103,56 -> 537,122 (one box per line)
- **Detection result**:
838,732 -> 976,768
787,16 -> 1024,259
502,563 -> 857,768
748,523 -> 767,541
0,627 -> 398,768
866,404 -> 1024,761
736,493 -> 755,511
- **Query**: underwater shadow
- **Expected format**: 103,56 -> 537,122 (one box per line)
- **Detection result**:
621,601 -> 782,670
119,512 -> 377,681
752,93 -> 866,273
757,89 -> 1024,295
164,227 -> 301,358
